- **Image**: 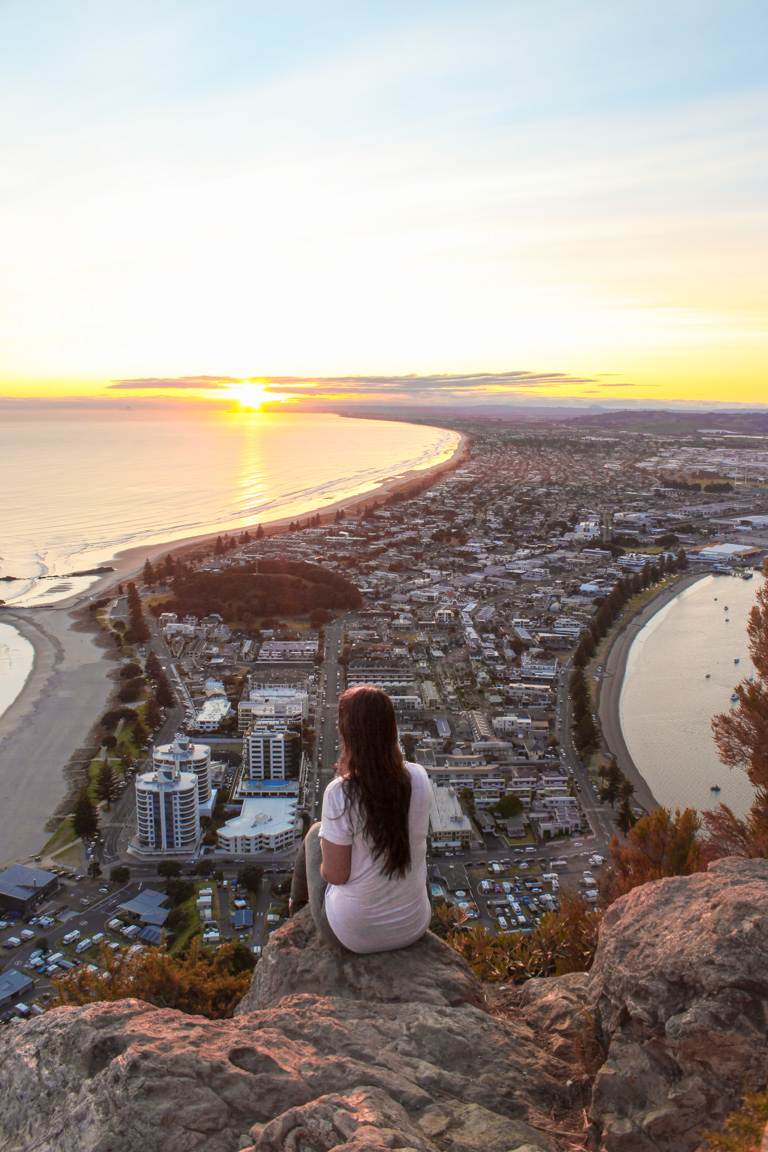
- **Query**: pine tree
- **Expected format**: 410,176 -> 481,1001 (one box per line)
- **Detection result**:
255,524 -> 264,539
143,558 -> 155,586
73,791 -> 99,839
145,694 -> 162,730
97,760 -> 115,806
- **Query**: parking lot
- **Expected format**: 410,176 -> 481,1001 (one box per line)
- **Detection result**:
0,863 -> 296,1023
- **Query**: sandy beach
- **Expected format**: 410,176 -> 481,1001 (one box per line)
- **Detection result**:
0,607 -> 116,866
0,427 -> 469,864
596,571 -> 708,814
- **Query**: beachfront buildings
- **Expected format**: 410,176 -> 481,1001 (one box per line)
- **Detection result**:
153,733 -> 212,810
131,756 -> 200,856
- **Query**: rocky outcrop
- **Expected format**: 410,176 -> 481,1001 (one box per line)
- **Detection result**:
0,914 -> 575,1152
0,858 -> 766,1152
520,856 -> 768,1151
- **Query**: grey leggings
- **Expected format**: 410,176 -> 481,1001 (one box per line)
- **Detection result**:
289,823 -> 345,948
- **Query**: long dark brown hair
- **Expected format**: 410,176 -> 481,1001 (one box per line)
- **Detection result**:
336,685 -> 412,878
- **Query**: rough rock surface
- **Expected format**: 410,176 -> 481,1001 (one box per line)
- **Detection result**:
236,909 -> 486,1013
0,913 -> 570,1152
520,856 -> 768,1151
1,859 -> 766,1152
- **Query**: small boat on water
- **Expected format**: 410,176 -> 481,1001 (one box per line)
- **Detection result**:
705,673 -> 711,679
742,570 -> 754,580
710,785 -> 721,793
724,606 -> 729,611
735,658 -> 740,664
731,692 -> 739,702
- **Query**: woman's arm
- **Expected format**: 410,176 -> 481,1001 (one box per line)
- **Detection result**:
320,837 -> 352,885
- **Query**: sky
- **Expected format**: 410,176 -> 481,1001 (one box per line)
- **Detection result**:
1,0 -> 766,408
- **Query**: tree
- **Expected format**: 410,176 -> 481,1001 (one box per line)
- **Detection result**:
401,732 -> 418,761
165,879 -> 195,906
599,757 -> 623,807
194,859 -> 215,876
237,864 -> 264,894
125,581 -> 150,645
157,860 -> 182,879
118,677 -> 145,703
97,760 -> 115,806
119,662 -> 142,680
491,794 -> 523,819
144,694 -> 162,730
87,860 -> 102,880
110,865 -> 130,884
73,791 -> 99,840
617,795 -> 636,835
706,561 -> 768,858
602,807 -> 704,904
143,558 -> 156,586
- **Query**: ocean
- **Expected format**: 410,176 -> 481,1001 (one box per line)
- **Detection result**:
620,571 -> 763,819
0,622 -> 34,724
0,407 -> 460,609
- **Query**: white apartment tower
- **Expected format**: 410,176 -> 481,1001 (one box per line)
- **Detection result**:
243,720 -> 295,781
134,757 -> 200,855
153,733 -> 211,807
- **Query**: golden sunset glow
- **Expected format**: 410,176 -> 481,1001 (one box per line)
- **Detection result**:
227,382 -> 271,410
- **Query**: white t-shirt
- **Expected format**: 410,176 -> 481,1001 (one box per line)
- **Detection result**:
319,761 -> 432,954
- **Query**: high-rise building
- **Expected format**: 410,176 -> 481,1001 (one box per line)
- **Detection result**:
242,720 -> 299,783
153,733 -> 211,808
132,755 -> 200,855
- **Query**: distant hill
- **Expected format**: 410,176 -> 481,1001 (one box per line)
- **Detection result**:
561,409 -> 768,436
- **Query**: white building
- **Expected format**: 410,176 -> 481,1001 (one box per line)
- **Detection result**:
257,639 -> 318,662
242,721 -> 296,782
153,733 -> 212,808
238,684 -> 309,732
192,695 -> 232,732
132,757 -> 200,856
217,783 -> 300,854
428,785 -> 472,852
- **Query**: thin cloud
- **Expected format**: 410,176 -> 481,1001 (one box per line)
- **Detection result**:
110,376 -> 238,390
108,370 -> 641,401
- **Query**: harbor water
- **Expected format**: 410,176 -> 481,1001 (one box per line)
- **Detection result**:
620,571 -> 763,819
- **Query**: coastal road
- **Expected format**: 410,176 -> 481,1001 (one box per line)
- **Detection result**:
555,659 -> 617,845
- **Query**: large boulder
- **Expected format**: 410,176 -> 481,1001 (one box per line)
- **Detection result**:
520,857 -> 768,1152
0,915 -> 574,1152
237,908 -> 486,1013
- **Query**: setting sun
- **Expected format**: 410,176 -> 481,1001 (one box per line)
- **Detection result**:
228,381 -> 270,410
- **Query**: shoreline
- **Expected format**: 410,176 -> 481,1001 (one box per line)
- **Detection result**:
0,423 -> 470,863
24,425 -> 470,612
596,570 -> 709,814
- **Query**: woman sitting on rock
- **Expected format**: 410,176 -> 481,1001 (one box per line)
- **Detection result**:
289,684 -> 432,953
